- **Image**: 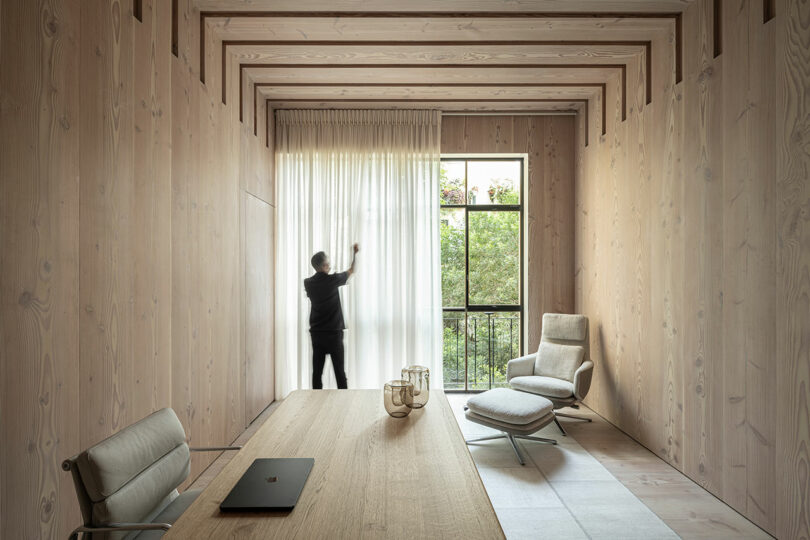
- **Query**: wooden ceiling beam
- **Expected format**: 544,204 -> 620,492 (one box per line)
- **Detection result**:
195,1 -> 691,11
238,63 -> 626,126
208,17 -> 672,42
253,82 -> 606,138
198,11 -> 681,85
218,40 -> 651,110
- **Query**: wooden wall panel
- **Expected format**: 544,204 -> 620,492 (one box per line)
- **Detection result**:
680,0 -> 724,495
440,115 -> 575,353
720,0 -> 753,513
576,0 -> 806,536
245,194 -> 275,423
131,0 -> 173,425
170,6 -> 204,482
241,100 -> 274,205
0,1 -> 82,537
0,0 -> 276,537
775,0 -> 810,537
78,0 -> 134,448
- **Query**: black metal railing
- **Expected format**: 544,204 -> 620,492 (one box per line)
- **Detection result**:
442,311 -> 520,391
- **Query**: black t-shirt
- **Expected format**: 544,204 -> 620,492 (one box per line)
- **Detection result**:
304,271 -> 349,332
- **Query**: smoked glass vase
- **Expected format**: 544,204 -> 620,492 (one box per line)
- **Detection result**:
401,365 -> 430,409
383,380 -> 414,418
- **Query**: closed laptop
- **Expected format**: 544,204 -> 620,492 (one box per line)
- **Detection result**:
219,458 -> 314,512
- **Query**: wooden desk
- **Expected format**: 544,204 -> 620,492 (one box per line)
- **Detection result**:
165,390 -> 504,539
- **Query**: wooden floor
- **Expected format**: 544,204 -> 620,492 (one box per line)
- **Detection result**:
189,394 -> 772,539
549,404 -> 773,539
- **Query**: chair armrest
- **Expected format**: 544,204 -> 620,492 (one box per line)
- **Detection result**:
506,354 -> 536,381
573,360 -> 594,401
69,522 -> 170,540
189,446 -> 242,452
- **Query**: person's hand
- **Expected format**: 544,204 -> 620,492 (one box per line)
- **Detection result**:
353,243 -> 360,254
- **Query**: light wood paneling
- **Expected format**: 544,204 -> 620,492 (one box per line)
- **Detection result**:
132,0 -> 173,427
244,194 -> 275,423
0,0 -> 276,537
720,0 -> 752,513
576,0 -> 807,537
680,0 -> 724,496
267,102 -> 581,114
259,86 -> 599,100
198,0 -> 692,11
78,0 -> 136,448
441,115 -> 576,352
0,1 -> 81,537
208,17 -> 675,43
776,0 -> 810,538
227,43 -> 645,64
247,66 -> 622,85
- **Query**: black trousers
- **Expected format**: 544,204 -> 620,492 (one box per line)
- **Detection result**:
311,331 -> 347,389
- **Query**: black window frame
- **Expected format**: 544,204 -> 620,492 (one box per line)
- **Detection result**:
440,156 -> 525,392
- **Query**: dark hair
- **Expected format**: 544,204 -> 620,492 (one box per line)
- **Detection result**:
311,251 -> 328,270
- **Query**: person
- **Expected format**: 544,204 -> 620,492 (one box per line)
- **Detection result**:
304,243 -> 359,389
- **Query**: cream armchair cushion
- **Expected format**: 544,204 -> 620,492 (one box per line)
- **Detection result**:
510,375 -> 575,398
534,342 -> 584,382
466,387 -> 554,424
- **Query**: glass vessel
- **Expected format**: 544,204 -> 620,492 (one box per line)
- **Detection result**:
401,365 -> 430,408
383,380 -> 414,418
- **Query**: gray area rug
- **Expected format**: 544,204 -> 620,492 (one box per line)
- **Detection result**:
447,394 -> 679,540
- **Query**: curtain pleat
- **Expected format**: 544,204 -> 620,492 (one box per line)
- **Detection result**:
274,109 -> 442,397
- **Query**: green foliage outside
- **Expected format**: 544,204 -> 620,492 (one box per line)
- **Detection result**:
439,162 -> 522,389
440,208 -> 465,307
443,313 -> 520,390
468,212 -> 519,305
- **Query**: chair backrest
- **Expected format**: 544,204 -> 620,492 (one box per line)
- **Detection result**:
63,408 -> 190,539
536,313 -> 590,380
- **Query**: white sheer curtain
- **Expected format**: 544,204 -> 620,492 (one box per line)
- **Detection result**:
274,109 -> 442,398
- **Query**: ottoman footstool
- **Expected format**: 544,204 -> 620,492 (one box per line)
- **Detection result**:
464,388 -> 559,465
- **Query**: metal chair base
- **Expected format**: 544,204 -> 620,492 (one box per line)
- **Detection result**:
466,432 -> 557,466
555,412 -> 593,422
553,416 -> 568,436
552,411 -> 592,435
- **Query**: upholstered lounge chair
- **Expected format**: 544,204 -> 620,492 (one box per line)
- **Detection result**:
507,313 -> 593,435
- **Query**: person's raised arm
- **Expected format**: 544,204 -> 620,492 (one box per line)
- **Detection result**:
346,243 -> 360,277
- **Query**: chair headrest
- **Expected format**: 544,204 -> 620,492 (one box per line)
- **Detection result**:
541,313 -> 588,342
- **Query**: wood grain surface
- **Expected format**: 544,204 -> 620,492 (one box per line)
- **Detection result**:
0,0 -> 82,537
244,194 -> 275,424
575,0 -> 807,537
3,0 -> 807,537
441,115 -> 576,353
775,0 -> 810,537
1,0 -> 275,536
164,390 -> 504,539
246,66 -> 621,86
206,15 -> 677,42
680,0 -> 724,497
225,43 -> 645,64
196,0 -> 692,11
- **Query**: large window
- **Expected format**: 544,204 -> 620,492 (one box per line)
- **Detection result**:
440,157 -> 524,391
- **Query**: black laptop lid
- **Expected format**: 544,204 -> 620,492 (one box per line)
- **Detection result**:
220,458 -> 314,512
